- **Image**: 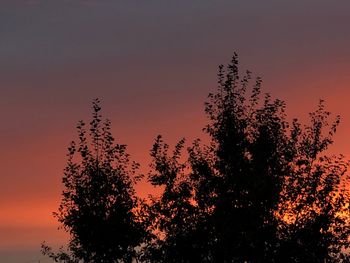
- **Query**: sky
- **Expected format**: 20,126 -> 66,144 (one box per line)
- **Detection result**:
1,0 -> 350,262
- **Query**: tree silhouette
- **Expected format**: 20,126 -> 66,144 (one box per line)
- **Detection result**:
144,53 -> 350,262
144,135 -> 206,262
192,54 -> 293,262
43,54 -> 350,263
42,99 -> 146,263
144,55 -> 290,262
276,102 -> 350,262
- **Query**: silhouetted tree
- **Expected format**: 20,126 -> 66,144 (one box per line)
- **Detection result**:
200,55 -> 350,262
43,54 -> 350,263
196,54 -> 293,262
276,102 -> 350,262
143,136 -> 204,262
144,54 -> 292,262
144,53 -> 350,262
42,99 -> 146,263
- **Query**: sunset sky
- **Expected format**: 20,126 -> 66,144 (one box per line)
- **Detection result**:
1,0 -> 350,262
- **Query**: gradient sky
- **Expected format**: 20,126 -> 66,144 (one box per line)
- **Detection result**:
2,0 -> 350,262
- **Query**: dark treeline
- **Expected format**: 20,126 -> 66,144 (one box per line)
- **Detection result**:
42,54 -> 350,262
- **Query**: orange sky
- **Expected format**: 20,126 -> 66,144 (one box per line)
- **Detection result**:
2,1 -> 350,262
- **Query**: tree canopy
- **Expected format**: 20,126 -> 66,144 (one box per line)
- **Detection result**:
44,54 -> 350,262
144,53 -> 350,262
42,99 -> 146,263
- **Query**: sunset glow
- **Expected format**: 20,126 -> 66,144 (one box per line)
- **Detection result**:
2,0 -> 350,262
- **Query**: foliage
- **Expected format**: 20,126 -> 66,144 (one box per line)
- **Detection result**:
277,102 -> 350,262
44,55 -> 350,263
143,135 -> 207,262
42,99 -> 145,263
144,54 -> 350,262
200,54 -> 292,261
